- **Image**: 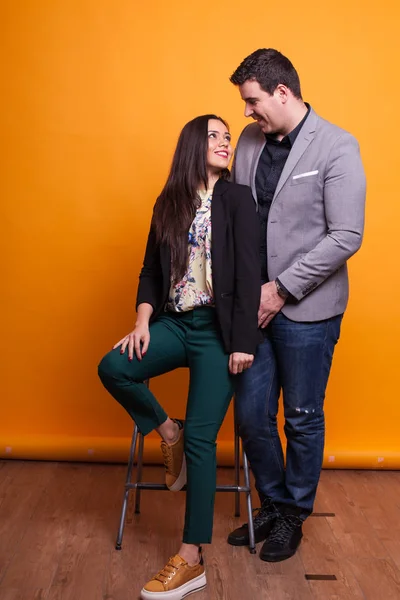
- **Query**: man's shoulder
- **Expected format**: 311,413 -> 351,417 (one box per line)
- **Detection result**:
237,122 -> 264,143
313,111 -> 358,145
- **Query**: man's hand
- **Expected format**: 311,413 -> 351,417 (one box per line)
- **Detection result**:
258,282 -> 286,328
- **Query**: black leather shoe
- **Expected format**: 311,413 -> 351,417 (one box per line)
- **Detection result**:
259,513 -> 303,562
227,499 -> 278,546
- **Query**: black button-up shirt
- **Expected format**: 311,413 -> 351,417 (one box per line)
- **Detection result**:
256,104 -> 310,282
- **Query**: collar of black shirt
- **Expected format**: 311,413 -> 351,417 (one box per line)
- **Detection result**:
265,102 -> 311,147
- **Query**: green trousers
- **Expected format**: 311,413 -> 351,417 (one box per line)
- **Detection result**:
98,307 -> 234,544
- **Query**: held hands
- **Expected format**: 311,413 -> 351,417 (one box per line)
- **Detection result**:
229,352 -> 254,375
258,282 -> 286,328
113,321 -> 150,361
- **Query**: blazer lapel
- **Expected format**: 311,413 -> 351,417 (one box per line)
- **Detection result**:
211,179 -> 228,283
272,109 -> 318,202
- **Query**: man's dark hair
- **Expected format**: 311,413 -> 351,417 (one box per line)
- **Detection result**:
153,114 -> 229,282
230,48 -> 302,99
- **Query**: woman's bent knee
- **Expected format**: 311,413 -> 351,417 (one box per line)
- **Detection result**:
98,349 -> 122,382
98,349 -> 146,388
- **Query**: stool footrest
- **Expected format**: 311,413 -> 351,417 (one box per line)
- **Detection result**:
124,482 -> 251,492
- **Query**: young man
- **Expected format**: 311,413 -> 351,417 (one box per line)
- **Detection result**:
228,48 -> 366,562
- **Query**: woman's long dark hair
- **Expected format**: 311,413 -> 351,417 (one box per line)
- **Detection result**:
152,114 -> 229,282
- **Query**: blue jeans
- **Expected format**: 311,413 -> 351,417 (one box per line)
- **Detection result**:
235,312 -> 342,518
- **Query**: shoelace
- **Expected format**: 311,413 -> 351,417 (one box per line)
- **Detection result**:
253,506 -> 272,527
268,515 -> 302,545
154,558 -> 182,584
160,443 -> 174,474
241,504 -> 274,529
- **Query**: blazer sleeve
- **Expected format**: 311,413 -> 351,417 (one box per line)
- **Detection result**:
230,185 -> 261,354
278,134 -> 366,300
135,218 -> 163,311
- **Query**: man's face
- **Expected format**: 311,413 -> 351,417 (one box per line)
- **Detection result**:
239,80 -> 285,135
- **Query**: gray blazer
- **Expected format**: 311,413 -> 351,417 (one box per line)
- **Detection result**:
232,108 -> 366,322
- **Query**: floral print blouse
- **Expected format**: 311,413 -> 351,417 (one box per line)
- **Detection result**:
167,189 -> 214,312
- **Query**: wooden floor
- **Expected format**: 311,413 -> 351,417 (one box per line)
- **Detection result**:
0,461 -> 400,600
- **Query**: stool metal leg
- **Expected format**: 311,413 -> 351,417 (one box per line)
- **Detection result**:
234,408 -> 241,518
134,379 -> 149,514
115,424 -> 139,550
242,448 -> 256,554
134,433 -> 145,514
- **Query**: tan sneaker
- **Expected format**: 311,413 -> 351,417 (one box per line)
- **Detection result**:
141,554 -> 206,600
160,420 -> 186,491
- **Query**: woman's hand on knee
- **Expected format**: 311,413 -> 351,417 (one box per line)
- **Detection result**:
229,352 -> 254,375
113,324 -> 150,361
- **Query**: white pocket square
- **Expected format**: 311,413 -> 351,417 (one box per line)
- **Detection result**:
292,170 -> 319,180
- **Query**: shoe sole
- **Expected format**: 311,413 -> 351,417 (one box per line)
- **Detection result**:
227,536 -> 250,546
228,533 -> 269,546
167,454 -> 187,492
260,538 -> 302,563
259,551 -> 296,562
140,572 -> 206,599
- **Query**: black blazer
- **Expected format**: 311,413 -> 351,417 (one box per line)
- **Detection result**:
136,179 -> 261,355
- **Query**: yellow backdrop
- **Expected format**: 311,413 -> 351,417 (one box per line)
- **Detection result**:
1,0 -> 399,468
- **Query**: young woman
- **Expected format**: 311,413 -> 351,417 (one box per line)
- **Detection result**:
98,114 -> 260,600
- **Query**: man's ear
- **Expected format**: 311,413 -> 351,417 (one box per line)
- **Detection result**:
275,84 -> 289,104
